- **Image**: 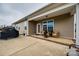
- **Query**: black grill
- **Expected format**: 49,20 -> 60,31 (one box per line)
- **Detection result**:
0,27 -> 19,39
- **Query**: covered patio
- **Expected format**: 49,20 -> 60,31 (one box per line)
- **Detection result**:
28,4 -> 75,40
31,35 -> 74,46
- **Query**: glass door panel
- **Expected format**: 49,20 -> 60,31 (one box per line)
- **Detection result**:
48,21 -> 53,32
43,25 -> 47,31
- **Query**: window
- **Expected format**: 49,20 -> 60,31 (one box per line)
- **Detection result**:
25,26 -> 27,30
43,21 -> 47,31
43,25 -> 47,31
42,20 -> 54,32
48,21 -> 53,32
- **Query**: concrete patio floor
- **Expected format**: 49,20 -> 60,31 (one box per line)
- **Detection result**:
0,36 -> 73,56
31,35 -> 74,46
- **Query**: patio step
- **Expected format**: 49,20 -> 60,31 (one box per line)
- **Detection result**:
30,35 -> 74,46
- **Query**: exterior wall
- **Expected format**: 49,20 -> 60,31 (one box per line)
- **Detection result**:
54,13 -> 74,39
33,13 -> 74,39
17,22 -> 25,35
25,21 -> 29,35
22,21 -> 28,36
29,21 -> 37,35
12,21 -> 28,36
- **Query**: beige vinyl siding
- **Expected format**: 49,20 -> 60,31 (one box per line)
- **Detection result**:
54,13 -> 74,39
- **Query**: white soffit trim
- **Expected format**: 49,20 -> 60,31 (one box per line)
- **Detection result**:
28,4 -> 76,21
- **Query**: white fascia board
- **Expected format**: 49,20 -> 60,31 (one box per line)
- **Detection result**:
28,4 -> 76,21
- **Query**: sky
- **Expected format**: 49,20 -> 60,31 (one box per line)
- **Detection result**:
0,3 -> 48,26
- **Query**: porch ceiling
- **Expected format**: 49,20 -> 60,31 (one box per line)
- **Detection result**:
28,4 -> 75,21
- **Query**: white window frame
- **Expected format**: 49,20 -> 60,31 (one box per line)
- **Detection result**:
42,19 -> 54,32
